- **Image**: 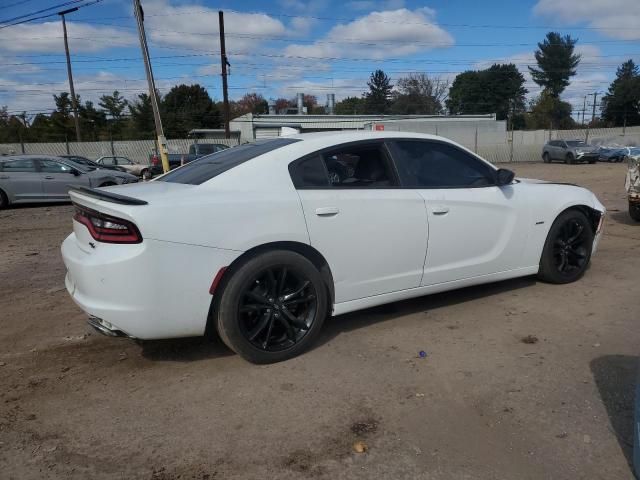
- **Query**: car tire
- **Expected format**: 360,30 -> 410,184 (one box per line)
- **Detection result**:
98,182 -> 116,187
215,250 -> 329,364
0,188 -> 7,209
538,209 -> 594,284
142,169 -> 152,181
630,202 -> 640,222
542,152 -> 550,163
565,153 -> 575,164
588,160 -> 596,164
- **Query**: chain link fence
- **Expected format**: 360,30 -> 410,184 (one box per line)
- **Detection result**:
0,138 -> 241,165
1,126 -> 639,165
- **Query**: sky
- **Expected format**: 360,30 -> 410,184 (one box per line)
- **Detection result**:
0,0 -> 639,119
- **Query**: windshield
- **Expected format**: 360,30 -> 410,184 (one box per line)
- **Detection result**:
158,138 -> 301,185
60,159 -> 90,173
566,141 -> 588,147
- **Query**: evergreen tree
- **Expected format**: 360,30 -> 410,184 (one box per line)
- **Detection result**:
365,70 -> 393,114
601,60 -> 640,127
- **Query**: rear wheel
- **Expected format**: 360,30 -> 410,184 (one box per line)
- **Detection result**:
142,169 -> 152,180
538,210 -> 594,284
0,188 -> 7,209
630,202 -> 640,222
215,250 -> 328,364
542,152 -> 550,163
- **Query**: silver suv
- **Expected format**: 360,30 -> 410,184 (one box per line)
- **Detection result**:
0,155 -> 137,209
542,139 -> 598,164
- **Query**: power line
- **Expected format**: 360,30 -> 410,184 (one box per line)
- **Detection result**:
0,0 -> 38,11
72,8 -> 640,32
0,0 -> 103,29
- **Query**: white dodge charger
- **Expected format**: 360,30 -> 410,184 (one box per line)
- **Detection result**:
62,132 -> 605,363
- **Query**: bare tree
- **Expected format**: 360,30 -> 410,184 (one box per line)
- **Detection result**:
392,73 -> 450,114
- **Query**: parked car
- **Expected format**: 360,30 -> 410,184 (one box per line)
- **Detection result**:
0,155 -> 137,209
60,155 -> 127,172
148,143 -> 230,177
62,132 -> 605,363
95,156 -> 149,178
542,139 -> 598,164
625,147 -> 640,221
597,146 -> 628,163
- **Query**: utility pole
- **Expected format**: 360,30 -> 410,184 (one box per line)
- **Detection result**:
133,0 -> 170,173
59,7 -> 81,142
581,95 -> 587,126
219,10 -> 231,139
585,91 -> 598,144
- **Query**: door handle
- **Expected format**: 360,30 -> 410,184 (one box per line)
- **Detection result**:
432,205 -> 449,215
44,176 -> 54,180
315,206 -> 340,216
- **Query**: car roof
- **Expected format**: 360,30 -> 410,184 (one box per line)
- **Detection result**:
0,154 -> 65,161
282,130 -> 460,152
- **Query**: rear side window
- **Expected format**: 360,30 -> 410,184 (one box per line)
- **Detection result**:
1,158 -> 36,172
289,155 -> 329,188
289,141 -> 397,188
158,138 -> 301,185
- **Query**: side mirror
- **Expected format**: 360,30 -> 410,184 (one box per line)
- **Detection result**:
70,168 -> 81,176
496,168 -> 515,186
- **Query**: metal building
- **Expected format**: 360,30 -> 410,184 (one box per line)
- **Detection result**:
229,113 -> 504,146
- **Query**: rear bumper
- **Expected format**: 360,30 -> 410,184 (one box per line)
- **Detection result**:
62,232 -> 241,339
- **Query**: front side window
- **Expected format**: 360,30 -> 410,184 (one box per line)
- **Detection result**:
39,159 -> 72,173
1,158 -> 36,172
388,140 -> 496,188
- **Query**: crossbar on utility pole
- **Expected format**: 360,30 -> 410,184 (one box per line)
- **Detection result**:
219,11 -> 231,139
59,8 -> 81,142
133,0 -> 170,173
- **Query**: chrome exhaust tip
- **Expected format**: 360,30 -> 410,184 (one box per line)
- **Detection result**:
87,316 -> 132,338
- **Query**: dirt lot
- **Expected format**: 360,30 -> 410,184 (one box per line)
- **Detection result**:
1,162 -> 638,479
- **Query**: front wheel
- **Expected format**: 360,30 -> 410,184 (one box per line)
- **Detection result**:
0,188 -> 7,209
565,153 -> 575,164
542,152 -> 550,163
538,209 -> 594,284
215,250 -> 328,364
630,202 -> 640,222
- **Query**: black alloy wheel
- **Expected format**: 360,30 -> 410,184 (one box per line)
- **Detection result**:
551,219 -> 589,275
538,210 -> 594,284
215,250 -> 328,363
238,266 -> 317,352
0,189 -> 7,209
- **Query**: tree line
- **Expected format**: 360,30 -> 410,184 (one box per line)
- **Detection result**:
0,31 -> 638,144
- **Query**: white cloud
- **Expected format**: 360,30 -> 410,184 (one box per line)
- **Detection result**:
0,21 -> 136,54
144,0 -> 287,52
533,0 -> 640,40
284,8 -> 454,60
275,78 -> 368,101
0,71 -> 181,115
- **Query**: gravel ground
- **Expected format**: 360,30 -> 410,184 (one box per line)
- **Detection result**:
0,162 -> 638,480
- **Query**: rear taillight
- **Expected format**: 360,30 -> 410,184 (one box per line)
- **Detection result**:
151,155 -> 159,166
73,206 -> 142,244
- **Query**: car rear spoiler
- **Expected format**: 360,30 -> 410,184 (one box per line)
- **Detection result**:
69,186 -> 148,205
